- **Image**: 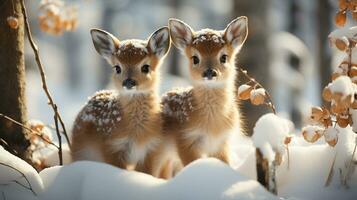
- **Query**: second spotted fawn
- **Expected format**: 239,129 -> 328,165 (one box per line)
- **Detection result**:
71,27 -> 170,174
161,17 -> 248,167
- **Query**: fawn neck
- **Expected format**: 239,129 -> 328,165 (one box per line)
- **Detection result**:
192,78 -> 236,113
120,90 -> 160,128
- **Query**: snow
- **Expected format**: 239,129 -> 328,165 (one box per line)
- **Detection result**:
328,76 -> 355,97
0,146 -> 276,200
237,84 -> 251,96
328,26 -> 357,50
252,113 -> 292,162
302,125 -> 324,143
192,30 -> 225,45
1,130 -> 357,200
324,127 -> 339,146
42,144 -> 72,167
350,109 -> 357,132
333,127 -> 357,180
236,142 -> 357,200
0,146 -> 43,198
250,88 -> 266,98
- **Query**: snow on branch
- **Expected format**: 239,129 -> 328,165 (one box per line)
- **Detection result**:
301,16 -> 357,187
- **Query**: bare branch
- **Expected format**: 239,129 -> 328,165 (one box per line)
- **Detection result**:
0,162 -> 36,196
19,0 -> 72,166
53,111 -> 63,165
0,138 -> 18,156
0,113 -> 59,149
238,66 -> 277,114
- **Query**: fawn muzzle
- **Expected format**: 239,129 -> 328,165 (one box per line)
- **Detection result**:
122,78 -> 137,89
202,68 -> 218,80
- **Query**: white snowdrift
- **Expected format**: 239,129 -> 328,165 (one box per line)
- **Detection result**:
238,135 -> 357,200
0,146 -> 43,200
252,113 -> 293,162
0,146 -> 276,200
1,130 -> 357,200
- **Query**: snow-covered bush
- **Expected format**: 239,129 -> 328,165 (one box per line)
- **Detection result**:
301,24 -> 357,187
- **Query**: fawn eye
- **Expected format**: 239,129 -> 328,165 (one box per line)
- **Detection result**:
114,65 -> 121,74
141,64 -> 150,74
192,56 -> 200,65
220,55 -> 228,64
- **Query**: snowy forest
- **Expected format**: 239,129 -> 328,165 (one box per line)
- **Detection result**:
0,0 -> 357,199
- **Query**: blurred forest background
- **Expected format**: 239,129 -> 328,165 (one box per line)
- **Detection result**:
20,0 -> 344,136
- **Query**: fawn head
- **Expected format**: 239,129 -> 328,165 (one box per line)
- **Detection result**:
169,17 -> 248,86
90,27 -> 170,94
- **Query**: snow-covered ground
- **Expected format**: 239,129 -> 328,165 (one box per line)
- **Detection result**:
1,130 -> 356,200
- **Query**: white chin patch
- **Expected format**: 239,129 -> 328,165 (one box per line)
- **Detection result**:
120,87 -> 149,96
195,79 -> 226,88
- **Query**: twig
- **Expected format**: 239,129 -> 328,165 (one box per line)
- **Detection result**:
20,1 -> 71,156
0,113 -> 59,149
0,138 -> 18,156
343,138 -> 357,185
53,112 -> 63,165
325,151 -> 337,187
238,66 -> 277,114
0,162 -> 36,196
286,145 -> 290,170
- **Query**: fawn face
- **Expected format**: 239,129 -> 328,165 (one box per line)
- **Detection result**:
90,27 -> 170,94
169,17 -> 248,86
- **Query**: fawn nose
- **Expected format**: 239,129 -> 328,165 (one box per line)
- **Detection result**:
202,68 -> 218,80
122,78 -> 137,89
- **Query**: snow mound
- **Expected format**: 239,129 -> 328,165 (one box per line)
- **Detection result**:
0,146 -> 276,200
252,113 -> 293,162
38,159 -> 276,200
0,146 -> 43,199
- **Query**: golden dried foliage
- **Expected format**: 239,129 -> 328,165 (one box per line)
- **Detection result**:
38,0 -> 78,35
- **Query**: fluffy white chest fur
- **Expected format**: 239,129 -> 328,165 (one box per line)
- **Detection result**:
183,128 -> 230,155
109,137 -> 160,164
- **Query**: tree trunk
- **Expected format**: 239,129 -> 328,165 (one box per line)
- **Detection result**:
233,0 -> 271,135
0,0 -> 30,161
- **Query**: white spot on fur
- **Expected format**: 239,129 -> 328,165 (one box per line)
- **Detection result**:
162,87 -> 194,122
76,90 -> 121,135
192,30 -> 225,45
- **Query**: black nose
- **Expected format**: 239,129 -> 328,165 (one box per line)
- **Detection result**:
202,68 -> 218,80
122,78 -> 137,89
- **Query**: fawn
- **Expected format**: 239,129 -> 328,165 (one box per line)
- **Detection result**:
71,27 -> 170,174
160,17 -> 248,168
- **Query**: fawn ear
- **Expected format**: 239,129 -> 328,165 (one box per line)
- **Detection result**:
147,27 -> 170,58
168,18 -> 194,50
90,28 -> 119,63
223,16 -> 248,50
